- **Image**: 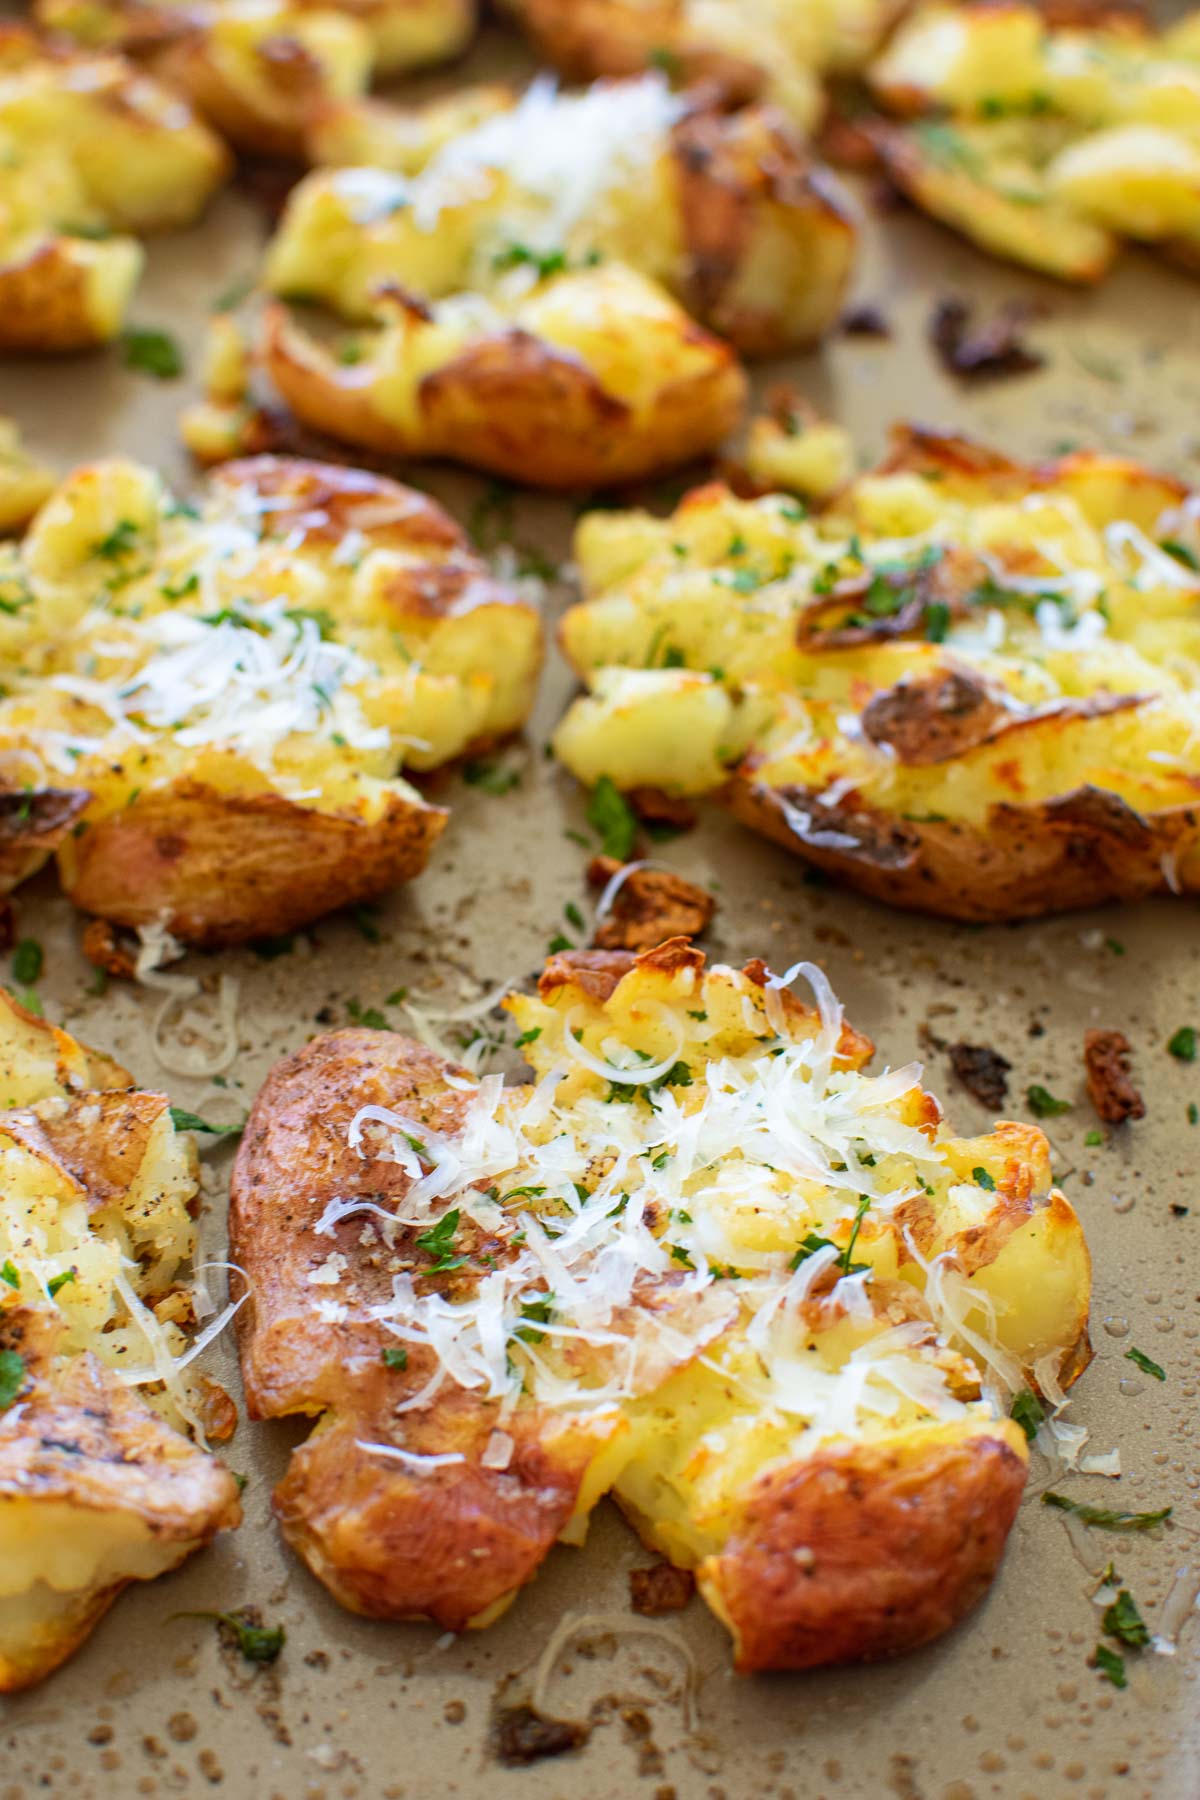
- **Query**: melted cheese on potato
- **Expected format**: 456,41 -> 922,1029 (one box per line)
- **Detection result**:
869,2 -> 1200,276
344,949 -> 1087,1507
0,455 -> 540,840
0,29 -> 228,349
552,434 -> 1200,866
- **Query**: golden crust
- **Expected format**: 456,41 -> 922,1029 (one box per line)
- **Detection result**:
231,945 -> 1091,1666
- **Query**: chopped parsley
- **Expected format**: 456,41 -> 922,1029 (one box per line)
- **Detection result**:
564,902 -> 585,932
46,1269 -> 75,1298
0,1349 -> 25,1411
0,1260 -> 17,1289
346,999 -> 389,1030
93,519 -> 140,561
1026,1084 -> 1071,1118
1084,1129 -> 1104,1146
11,938 -> 42,986
1042,1493 -> 1172,1532
1010,1389 -> 1046,1441
515,1027 -> 542,1049
1103,1589 -> 1150,1648
353,905 -> 381,943
1162,539 -> 1199,571
972,1166 -> 996,1190
381,1345 -> 409,1370
586,775 -> 637,861
169,1107 -> 241,1136
493,242 -> 568,280
122,328 -> 185,379
1094,1643 -> 1126,1688
177,1611 -> 285,1663
1168,1026 -> 1197,1061
1124,1346 -> 1165,1382
515,1295 -> 554,1343
547,933 -> 574,955
923,600 -> 951,643
415,1209 -> 465,1273
463,760 -> 521,796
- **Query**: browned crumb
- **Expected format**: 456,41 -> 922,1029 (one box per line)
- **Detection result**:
82,917 -> 137,979
841,303 -> 891,338
929,298 -> 1044,381
948,1041 -> 1012,1110
491,1705 -> 589,1767
626,787 -> 698,832
194,1375 -> 239,1443
1083,1029 -> 1145,1123
629,1563 -> 696,1617
587,856 -> 715,950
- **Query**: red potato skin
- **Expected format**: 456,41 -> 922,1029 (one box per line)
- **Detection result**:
230,1026 -> 621,1624
699,1422 -> 1028,1672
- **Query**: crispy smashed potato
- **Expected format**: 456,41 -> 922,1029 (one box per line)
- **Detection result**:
586,855 -> 715,949
0,421 -> 55,536
742,391 -> 856,502
507,0 -> 901,131
249,75 -> 855,486
231,940 -> 1090,1670
869,2 -> 1200,281
0,455 -> 541,944
0,26 -> 229,351
552,424 -> 1200,921
36,0 -> 478,156
0,990 -> 241,1690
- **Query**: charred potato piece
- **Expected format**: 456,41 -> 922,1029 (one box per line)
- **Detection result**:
254,76 -> 855,486
0,454 -> 541,944
552,424 -> 1200,921
0,990 -> 241,1690
869,2 -> 1200,279
232,941 -> 1091,1670
0,26 -> 229,350
506,0 -> 901,131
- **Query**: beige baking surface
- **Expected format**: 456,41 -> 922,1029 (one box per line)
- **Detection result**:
3,17 -> 1200,1799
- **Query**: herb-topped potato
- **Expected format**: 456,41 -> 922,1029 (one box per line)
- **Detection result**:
230,940 -> 1091,1671
0,25 -> 229,351
505,0 -> 901,132
0,989 -> 241,1691
0,455 -> 541,945
868,2 -> 1200,281
34,0 -> 478,157
552,425 -> 1200,920
253,75 -> 856,487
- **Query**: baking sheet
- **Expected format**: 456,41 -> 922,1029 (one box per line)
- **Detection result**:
3,15 -> 1200,1798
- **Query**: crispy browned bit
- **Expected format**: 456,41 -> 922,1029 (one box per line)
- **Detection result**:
841,303 -> 891,338
627,787 -> 698,832
1084,1029 -> 1146,1124
948,1042 -> 1012,1110
194,1376 -> 238,1443
587,857 -> 716,951
816,102 -> 883,173
0,901 -> 13,955
629,1563 -> 696,1617
81,918 -> 137,979
491,1705 -> 589,1768
862,669 -> 1007,766
929,298 -> 1044,382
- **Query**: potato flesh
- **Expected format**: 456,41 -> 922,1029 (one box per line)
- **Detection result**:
554,452 -> 1200,829
869,3 -> 1200,273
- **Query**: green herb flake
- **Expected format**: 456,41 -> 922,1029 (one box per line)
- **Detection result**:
1189,1103 -> 1199,1127
1010,1389 -> 1046,1441
924,600 -> 951,643
11,939 -> 42,986
1026,1083 -> 1070,1118
1103,1588 -> 1150,1648
46,1269 -> 75,1298
1042,1493 -> 1172,1532
1162,539 -> 1199,571
122,328 -> 185,380
169,1107 -> 241,1137
1168,1026 -> 1197,1061
564,901 -> 585,932
176,1610 -> 285,1664
586,775 -> 637,861
416,1208 -> 463,1273
972,1166 -> 996,1191
1084,1128 -> 1104,1146
0,1349 -> 26,1410
0,1260 -> 18,1289
547,933 -> 574,955
381,1345 -> 409,1370
515,1027 -> 542,1049
1124,1346 -> 1166,1382
353,905 -> 382,944
463,759 -> 520,796
1094,1643 -> 1127,1688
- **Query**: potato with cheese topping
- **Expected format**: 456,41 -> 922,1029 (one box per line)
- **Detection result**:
0,990 -> 241,1691
0,455 -> 542,945
230,940 -> 1090,1671
0,25 -> 229,351
869,2 -> 1200,281
506,0 -> 901,132
35,0 -> 478,157
253,75 -> 856,487
552,424 -> 1200,920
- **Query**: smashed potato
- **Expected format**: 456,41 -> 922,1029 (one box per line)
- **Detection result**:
553,424 -> 1200,920
0,422 -> 55,536
253,75 -> 855,486
0,990 -> 241,1690
35,0 -> 478,156
507,0 -> 900,131
869,2 -> 1200,280
0,455 -> 541,944
231,940 -> 1090,1671
0,26 -> 229,351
